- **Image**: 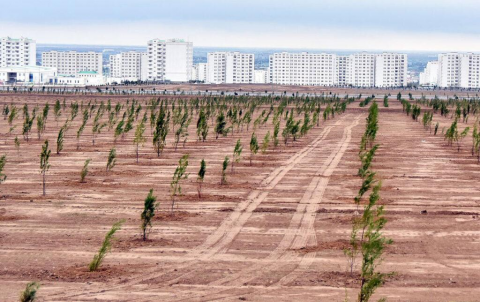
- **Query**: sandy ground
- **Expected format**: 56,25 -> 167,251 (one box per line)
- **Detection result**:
0,94 -> 479,301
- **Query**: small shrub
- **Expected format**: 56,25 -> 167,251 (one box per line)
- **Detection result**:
89,219 -> 124,272
0,155 -> 6,184
14,136 -> 20,153
261,131 -> 271,154
80,159 -> 91,183
19,282 -> 40,302
106,148 -> 116,172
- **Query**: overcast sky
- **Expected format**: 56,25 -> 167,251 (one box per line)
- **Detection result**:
1,0 -> 480,51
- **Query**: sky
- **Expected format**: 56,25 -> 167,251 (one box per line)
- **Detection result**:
1,0 -> 480,52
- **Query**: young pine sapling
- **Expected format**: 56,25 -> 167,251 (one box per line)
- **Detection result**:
249,132 -> 259,165
56,125 -> 66,155
133,119 -> 146,163
140,189 -> 158,241
221,156 -> 229,185
40,140 -> 51,196
106,148 -> 116,172
170,154 -> 189,213
232,139 -> 242,173
197,159 -> 206,198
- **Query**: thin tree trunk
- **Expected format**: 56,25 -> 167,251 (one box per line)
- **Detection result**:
197,181 -> 202,198
42,171 -> 46,196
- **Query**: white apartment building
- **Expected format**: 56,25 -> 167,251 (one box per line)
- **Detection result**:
42,51 -> 103,76
109,51 -> 148,82
165,39 -> 193,82
0,37 -> 36,67
147,39 -> 166,81
459,53 -> 480,89
437,53 -> 462,88
207,52 -> 254,84
192,63 -> 207,82
268,51 -> 406,87
345,53 -> 376,87
429,53 -> 480,88
269,52 -> 337,86
254,70 -> 268,84
147,39 -> 193,82
374,53 -> 408,87
419,61 -> 439,86
336,56 -> 348,86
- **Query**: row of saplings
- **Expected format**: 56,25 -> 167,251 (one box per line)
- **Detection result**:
400,97 -> 480,161
344,101 -> 393,302
1,96 -> 351,199
1,96 -> 346,158
2,126 -> 282,198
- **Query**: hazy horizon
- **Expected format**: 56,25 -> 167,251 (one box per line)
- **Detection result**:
36,43 -> 447,54
2,0 -> 480,52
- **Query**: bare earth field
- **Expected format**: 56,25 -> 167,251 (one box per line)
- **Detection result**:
0,93 -> 479,301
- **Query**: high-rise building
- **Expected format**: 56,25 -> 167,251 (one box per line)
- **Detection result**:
419,61 -> 439,86
109,51 -> 148,82
269,52 -> 337,86
268,51 -> 407,87
165,39 -> 193,82
254,70 -> 268,84
41,51 -> 103,76
374,53 -> 408,87
436,53 -> 480,88
206,52 -> 254,84
345,53 -> 376,87
0,37 -> 36,67
459,53 -> 480,89
147,39 -> 193,82
192,63 -> 207,82
437,53 -> 462,88
147,39 -> 166,81
336,56 -> 348,86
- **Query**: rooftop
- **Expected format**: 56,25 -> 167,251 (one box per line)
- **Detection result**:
78,71 -> 99,75
0,66 -> 56,72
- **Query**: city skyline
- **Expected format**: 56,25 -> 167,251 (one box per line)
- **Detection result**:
2,0 -> 480,52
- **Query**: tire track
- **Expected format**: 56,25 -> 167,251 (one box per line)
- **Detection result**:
214,116 -> 360,287
165,116 -> 360,301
